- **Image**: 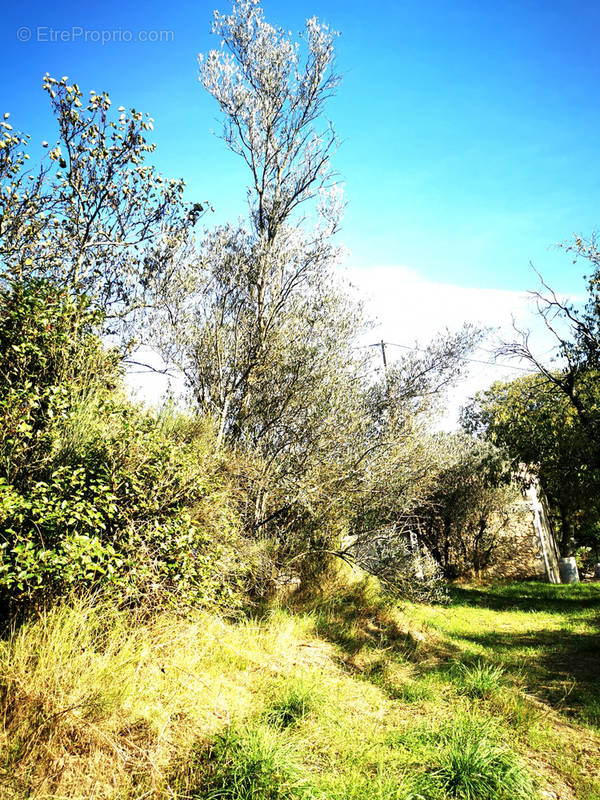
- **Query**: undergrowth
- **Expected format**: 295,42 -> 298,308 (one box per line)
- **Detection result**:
0,578 -> 598,799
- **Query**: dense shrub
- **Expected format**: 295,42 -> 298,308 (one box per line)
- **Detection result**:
0,278 -> 118,487
0,280 -> 252,616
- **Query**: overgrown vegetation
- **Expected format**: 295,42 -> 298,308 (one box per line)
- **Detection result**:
1,0 -> 600,796
0,0 -> 521,615
0,580 -> 598,799
0,278 -> 253,614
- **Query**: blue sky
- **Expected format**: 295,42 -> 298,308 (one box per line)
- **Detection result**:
3,0 -> 600,297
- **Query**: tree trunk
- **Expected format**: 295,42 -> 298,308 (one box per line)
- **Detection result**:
558,504 -> 576,557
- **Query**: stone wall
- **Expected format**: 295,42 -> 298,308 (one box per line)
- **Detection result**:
483,482 -> 561,582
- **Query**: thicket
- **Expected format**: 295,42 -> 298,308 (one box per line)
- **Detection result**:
0,1 -> 534,617
0,279 -> 254,615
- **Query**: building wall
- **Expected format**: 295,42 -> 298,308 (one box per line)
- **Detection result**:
483,483 -> 561,582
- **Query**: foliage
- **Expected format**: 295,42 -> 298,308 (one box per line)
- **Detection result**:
347,525 -> 448,603
1,77 -> 196,334
198,0 -> 341,242
368,325 -> 486,425
0,279 -> 248,613
135,0 -> 488,601
0,405 -> 247,612
0,2 -> 518,613
349,431 -> 515,580
499,235 -> 600,466
0,278 -> 117,486
156,225 -> 371,530
462,373 -> 600,556
410,434 -> 517,576
136,1 -> 373,574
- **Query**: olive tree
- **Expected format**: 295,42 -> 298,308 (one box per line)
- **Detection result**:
153,0 -> 484,578
150,0 -> 367,546
198,0 -> 341,241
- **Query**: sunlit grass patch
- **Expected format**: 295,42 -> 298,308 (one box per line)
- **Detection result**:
449,659 -> 506,699
189,723 -> 318,800
0,581 -> 599,799
396,679 -> 437,703
487,687 -> 542,737
433,715 -> 536,800
264,675 -> 321,728
0,598 -> 335,798
387,714 -> 537,800
324,770 -> 444,800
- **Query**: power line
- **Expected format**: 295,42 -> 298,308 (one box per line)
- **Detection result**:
368,341 -> 535,373
369,339 -> 388,371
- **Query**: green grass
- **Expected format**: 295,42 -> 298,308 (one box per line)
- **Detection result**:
264,676 -> 320,728
191,724 -> 317,800
432,715 -> 534,800
0,578 -> 599,799
449,659 -> 505,699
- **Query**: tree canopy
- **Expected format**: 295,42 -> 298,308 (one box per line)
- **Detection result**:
462,373 -> 600,556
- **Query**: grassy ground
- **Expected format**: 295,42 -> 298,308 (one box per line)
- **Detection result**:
0,578 -> 598,799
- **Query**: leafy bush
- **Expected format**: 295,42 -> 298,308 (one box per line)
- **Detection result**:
0,280 -> 251,615
0,401 -> 249,612
0,279 -> 118,487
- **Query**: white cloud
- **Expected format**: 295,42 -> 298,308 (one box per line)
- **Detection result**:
126,264 -> 569,426
343,264 -> 563,428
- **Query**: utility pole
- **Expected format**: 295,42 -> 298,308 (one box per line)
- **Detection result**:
378,339 -> 388,372
370,340 -> 388,373
370,339 -> 391,398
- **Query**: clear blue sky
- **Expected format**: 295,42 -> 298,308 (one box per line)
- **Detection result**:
3,0 -> 600,295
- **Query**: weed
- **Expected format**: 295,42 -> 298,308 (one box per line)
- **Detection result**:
265,678 -> 318,728
197,724 -> 316,800
450,660 -> 505,699
432,716 -> 536,800
397,679 -> 437,703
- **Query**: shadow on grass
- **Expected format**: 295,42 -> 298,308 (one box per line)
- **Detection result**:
309,580 -> 600,727
312,595 -> 417,658
449,582 -> 600,614
459,626 -> 600,717
310,581 -> 462,673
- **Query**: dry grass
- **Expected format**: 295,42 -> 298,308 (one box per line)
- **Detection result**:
0,577 -> 598,799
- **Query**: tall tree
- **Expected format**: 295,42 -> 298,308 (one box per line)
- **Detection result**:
154,0 -> 484,568
198,0 -> 341,241
150,0 -> 367,542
